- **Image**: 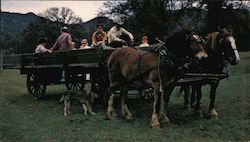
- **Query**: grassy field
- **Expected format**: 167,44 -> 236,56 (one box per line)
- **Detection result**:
0,52 -> 249,142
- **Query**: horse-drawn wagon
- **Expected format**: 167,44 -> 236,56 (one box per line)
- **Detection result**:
3,47 -> 115,99
3,45 -> 229,100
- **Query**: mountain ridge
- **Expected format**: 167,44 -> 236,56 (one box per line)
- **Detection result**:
0,11 -> 111,42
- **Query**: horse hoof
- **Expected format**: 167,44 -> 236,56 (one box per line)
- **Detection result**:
187,107 -> 193,112
151,124 -> 161,129
106,112 -> 117,120
194,110 -> 204,119
124,114 -> 133,120
160,118 -> 169,124
150,120 -> 160,129
159,114 -> 170,123
151,114 -> 160,129
209,109 -> 218,120
106,115 -> 116,120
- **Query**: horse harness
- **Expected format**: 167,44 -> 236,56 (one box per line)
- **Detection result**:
126,44 -> 179,85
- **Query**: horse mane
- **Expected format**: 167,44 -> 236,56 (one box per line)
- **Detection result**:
164,29 -> 195,58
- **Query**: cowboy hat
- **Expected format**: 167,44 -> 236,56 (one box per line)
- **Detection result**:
113,18 -> 124,25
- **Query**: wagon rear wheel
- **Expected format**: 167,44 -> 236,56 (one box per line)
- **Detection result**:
27,74 -> 46,99
65,73 -> 85,91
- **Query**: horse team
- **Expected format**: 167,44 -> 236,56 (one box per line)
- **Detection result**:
105,26 -> 240,129
57,25 -> 240,129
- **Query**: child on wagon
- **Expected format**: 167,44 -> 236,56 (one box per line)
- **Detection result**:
91,24 -> 107,48
35,38 -> 52,53
79,39 -> 91,49
139,36 -> 149,47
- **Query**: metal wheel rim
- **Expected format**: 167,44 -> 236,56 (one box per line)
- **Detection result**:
27,74 -> 46,99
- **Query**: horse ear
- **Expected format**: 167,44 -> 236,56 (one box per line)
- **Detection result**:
227,26 -> 234,34
185,34 -> 190,40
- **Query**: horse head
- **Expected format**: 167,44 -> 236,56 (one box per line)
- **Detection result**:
165,30 -> 208,63
217,27 -> 240,65
184,31 -> 208,61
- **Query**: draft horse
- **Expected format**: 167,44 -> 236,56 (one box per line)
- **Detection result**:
182,27 -> 240,119
106,30 -> 208,128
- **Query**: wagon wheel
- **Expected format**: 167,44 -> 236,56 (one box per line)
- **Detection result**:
65,73 -> 85,90
27,74 -> 46,99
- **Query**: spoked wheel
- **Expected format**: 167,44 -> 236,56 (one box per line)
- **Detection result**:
65,73 -> 85,91
27,74 -> 46,99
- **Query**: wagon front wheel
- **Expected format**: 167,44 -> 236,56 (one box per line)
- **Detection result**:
65,73 -> 85,91
27,74 -> 46,99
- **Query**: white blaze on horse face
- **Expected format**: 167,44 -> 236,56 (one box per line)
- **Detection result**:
227,36 -> 240,63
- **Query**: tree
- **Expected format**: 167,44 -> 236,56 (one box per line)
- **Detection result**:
38,7 -> 83,32
19,17 -> 59,53
98,0 -> 249,51
99,0 -> 177,42
39,7 -> 82,24
20,7 -> 87,53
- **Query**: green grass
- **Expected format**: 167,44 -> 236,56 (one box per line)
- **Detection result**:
0,52 -> 249,142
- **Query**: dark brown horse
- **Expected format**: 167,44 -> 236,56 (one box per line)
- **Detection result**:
106,30 -> 208,128
182,27 -> 240,119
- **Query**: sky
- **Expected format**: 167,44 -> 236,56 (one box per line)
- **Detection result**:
2,0 -> 249,21
1,1 -> 108,22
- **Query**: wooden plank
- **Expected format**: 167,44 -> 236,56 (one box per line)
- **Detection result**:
65,49 -> 100,64
67,63 -> 100,68
23,64 -> 63,69
3,65 -> 21,69
183,73 -> 228,79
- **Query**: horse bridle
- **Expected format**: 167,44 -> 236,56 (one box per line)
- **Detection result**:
185,32 -> 205,44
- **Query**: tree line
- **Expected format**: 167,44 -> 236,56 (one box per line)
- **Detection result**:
19,7 -> 86,53
99,0 -> 250,51
2,0 -> 249,54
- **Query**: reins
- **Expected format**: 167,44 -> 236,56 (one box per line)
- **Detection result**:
155,38 -> 166,93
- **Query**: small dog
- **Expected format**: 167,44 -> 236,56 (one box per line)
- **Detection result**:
59,90 -> 98,116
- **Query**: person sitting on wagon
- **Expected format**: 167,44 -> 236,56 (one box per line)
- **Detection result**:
35,38 -> 52,53
108,18 -> 134,48
91,24 -> 107,48
79,39 -> 91,49
139,36 -> 149,47
51,26 -> 75,51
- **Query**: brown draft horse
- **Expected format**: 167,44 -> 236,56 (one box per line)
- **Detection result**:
106,30 -> 208,128
181,27 -> 240,119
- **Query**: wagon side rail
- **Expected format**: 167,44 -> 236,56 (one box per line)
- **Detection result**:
176,72 -> 228,86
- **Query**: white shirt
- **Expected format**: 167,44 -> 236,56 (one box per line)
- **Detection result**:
139,43 -> 149,47
35,44 -> 49,53
79,45 -> 91,49
108,26 -> 134,44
